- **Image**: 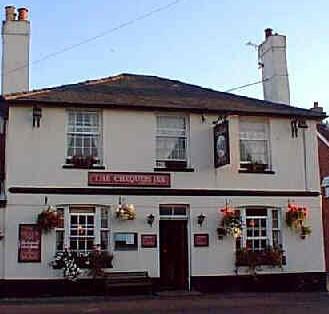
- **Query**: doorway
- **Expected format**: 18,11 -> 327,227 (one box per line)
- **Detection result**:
159,220 -> 188,290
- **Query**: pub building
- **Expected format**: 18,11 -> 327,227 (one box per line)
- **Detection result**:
0,6 -> 327,296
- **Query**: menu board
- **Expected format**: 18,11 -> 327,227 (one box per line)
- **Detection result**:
18,224 -> 41,263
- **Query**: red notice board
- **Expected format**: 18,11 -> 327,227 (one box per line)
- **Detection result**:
141,234 -> 157,248
194,234 -> 209,247
18,224 -> 41,263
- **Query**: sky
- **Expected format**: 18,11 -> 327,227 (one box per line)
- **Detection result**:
1,0 -> 329,113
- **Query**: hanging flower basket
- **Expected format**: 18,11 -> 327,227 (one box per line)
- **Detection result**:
37,206 -> 59,233
286,202 -> 311,239
218,206 -> 242,239
116,203 -> 136,220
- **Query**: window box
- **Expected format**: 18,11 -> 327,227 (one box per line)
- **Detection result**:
165,160 -> 187,169
235,247 -> 283,267
240,163 -> 268,173
66,156 -> 100,169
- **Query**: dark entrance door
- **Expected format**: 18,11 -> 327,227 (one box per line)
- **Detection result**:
159,220 -> 188,290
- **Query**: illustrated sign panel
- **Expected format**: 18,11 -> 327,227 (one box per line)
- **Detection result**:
214,121 -> 230,168
194,234 -> 209,247
141,234 -> 157,248
18,224 -> 41,263
88,172 -> 171,187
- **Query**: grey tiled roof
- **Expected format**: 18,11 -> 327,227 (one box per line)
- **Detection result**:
4,73 -> 326,119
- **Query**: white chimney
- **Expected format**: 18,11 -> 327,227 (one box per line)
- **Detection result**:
258,28 -> 290,104
1,6 -> 30,95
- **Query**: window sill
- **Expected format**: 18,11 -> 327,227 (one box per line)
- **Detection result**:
239,169 -> 275,175
62,164 -> 106,170
154,167 -> 195,172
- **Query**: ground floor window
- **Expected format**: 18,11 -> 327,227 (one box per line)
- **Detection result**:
237,207 -> 282,250
69,207 -> 95,253
55,205 -> 109,253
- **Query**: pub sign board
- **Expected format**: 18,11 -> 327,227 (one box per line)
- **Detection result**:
18,224 -> 41,263
214,120 -> 230,168
88,172 -> 171,187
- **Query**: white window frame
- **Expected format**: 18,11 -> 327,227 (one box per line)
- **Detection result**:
55,205 -> 110,253
155,114 -> 190,168
66,109 -> 102,163
159,204 -> 189,220
69,209 -> 95,254
239,117 -> 271,167
239,207 -> 282,251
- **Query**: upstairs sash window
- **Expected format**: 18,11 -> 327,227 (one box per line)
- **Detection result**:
156,115 -> 188,168
239,118 -> 270,166
67,110 -> 101,163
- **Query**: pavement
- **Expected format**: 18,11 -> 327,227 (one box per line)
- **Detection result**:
1,292 -> 329,313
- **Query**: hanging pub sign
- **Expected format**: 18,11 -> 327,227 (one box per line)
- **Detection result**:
88,172 -> 171,187
18,224 -> 41,263
214,120 -> 230,168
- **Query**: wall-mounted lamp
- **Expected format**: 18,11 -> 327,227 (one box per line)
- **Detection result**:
197,213 -> 206,226
147,214 -> 155,227
32,105 -> 42,128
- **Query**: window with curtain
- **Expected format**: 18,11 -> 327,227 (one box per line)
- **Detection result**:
156,115 -> 188,168
66,110 -> 101,164
239,118 -> 270,166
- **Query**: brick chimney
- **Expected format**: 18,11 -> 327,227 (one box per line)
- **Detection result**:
310,101 -> 324,113
258,28 -> 290,104
1,5 -> 30,95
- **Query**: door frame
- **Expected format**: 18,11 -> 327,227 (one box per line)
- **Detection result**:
158,206 -> 191,290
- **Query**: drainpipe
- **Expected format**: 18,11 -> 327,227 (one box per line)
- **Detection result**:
302,128 -> 308,191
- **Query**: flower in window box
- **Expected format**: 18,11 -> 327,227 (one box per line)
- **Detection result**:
241,161 -> 268,172
50,247 -> 113,281
67,155 -> 99,168
50,249 -> 81,281
235,247 -> 283,274
36,206 -> 59,233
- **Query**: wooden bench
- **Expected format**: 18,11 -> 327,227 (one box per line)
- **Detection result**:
104,271 -> 153,295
